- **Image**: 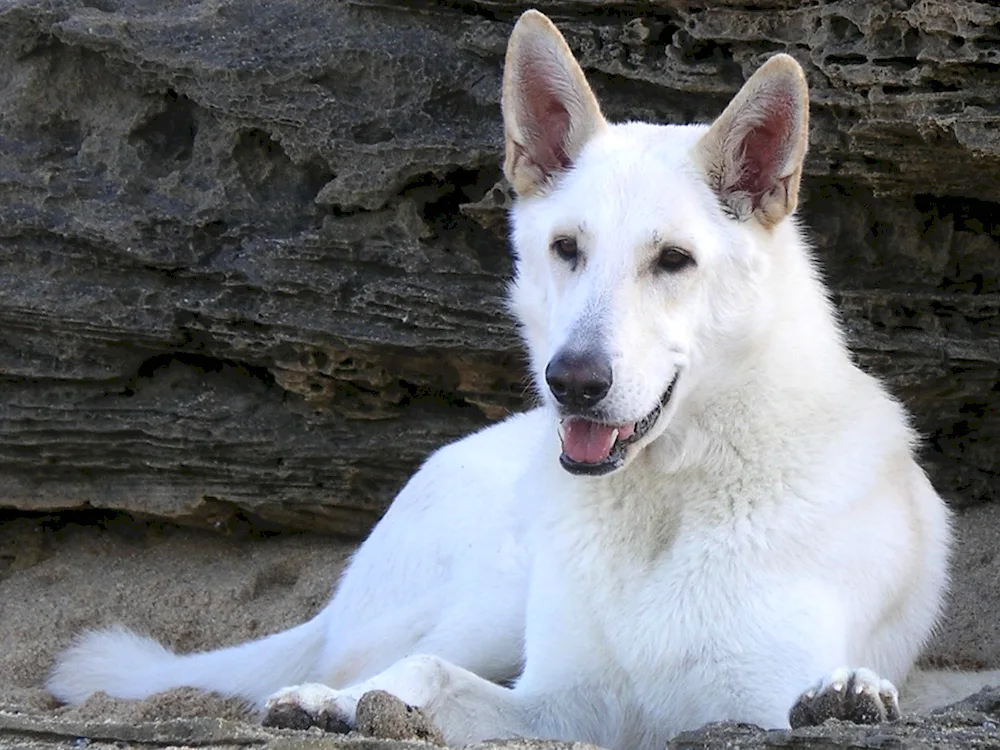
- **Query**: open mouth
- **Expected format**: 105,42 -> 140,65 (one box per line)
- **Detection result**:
557,373 -> 680,476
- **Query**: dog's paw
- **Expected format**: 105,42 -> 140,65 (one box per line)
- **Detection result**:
262,683 -> 355,733
789,667 -> 900,728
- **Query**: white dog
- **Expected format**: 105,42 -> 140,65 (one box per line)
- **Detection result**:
48,10 -> 998,749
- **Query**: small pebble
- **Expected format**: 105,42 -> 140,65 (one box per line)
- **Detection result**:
355,690 -> 446,745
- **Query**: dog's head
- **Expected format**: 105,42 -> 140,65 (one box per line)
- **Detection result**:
502,11 -> 810,477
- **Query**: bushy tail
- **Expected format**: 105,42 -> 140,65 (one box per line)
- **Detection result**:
47,614 -> 328,708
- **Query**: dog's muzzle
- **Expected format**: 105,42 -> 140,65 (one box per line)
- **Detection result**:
558,372 -> 680,476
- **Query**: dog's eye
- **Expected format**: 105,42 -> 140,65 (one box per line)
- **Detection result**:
551,237 -> 579,264
656,246 -> 694,273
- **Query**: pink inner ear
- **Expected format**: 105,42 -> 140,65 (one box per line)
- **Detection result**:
734,90 -> 795,208
517,58 -> 571,176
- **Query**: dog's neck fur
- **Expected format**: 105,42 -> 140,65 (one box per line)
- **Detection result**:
700,219 -> 855,411
686,230 -> 881,470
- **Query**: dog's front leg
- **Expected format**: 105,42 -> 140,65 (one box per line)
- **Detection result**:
262,654 -> 533,745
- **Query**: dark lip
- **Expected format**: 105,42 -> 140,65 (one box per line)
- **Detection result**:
559,372 -> 680,476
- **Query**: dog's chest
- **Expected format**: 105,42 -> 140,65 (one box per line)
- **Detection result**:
565,514 -> 779,652
527,488 -> 827,730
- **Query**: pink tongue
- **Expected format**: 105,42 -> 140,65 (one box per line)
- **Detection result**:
560,418 -> 620,464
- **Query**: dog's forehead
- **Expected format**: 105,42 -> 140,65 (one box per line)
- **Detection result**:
554,122 -> 718,240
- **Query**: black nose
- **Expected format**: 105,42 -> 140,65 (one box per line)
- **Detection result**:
545,350 -> 613,408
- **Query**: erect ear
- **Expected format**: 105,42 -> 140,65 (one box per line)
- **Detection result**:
695,54 -> 810,228
502,10 -> 607,197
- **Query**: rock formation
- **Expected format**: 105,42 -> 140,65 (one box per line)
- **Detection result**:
1,0 -> 998,530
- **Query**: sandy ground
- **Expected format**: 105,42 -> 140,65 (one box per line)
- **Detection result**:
0,512 -> 351,723
1,501 -> 999,728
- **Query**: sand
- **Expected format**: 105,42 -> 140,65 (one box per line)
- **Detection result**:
1,501 -> 999,741
0,511 -> 351,722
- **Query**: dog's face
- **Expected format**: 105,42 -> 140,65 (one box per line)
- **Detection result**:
508,126 -> 756,475
502,11 -> 809,476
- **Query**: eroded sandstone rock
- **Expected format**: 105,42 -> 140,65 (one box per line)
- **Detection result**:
0,0 -> 996,530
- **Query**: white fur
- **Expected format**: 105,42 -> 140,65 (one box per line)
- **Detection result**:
48,10 -> 997,749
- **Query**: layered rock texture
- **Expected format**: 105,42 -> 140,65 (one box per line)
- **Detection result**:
1,0 -> 998,530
